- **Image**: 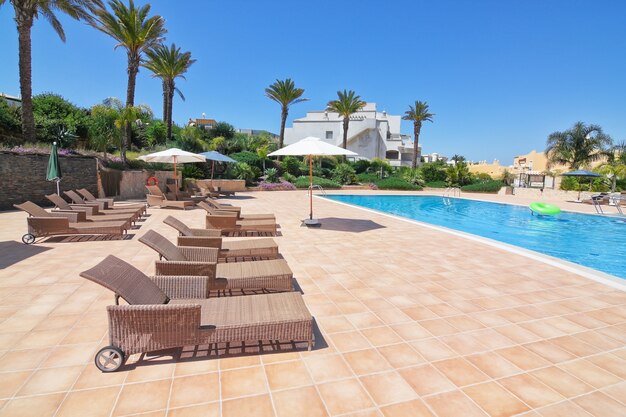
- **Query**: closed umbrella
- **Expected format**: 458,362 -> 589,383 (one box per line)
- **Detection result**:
138,148 -> 206,196
198,151 -> 237,187
269,136 -> 357,226
46,141 -> 62,195
561,170 -> 602,201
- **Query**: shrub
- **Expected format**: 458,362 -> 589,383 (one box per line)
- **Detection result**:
294,176 -> 342,189
368,158 -> 392,175
257,181 -> 296,191
282,172 -> 296,183
232,162 -> 257,185
264,167 -> 279,183
425,180 -> 448,188
400,167 -> 425,186
560,176 -> 579,191
281,156 -> 301,176
421,161 -> 448,182
332,163 -> 357,185
375,177 -> 423,190
460,180 -> 504,193
356,172 -> 380,183
353,159 -> 371,174
182,164 -> 204,180
230,150 -> 263,169
32,93 -> 89,146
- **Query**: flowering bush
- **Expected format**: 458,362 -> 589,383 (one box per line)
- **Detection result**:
257,181 -> 296,191
9,145 -> 78,156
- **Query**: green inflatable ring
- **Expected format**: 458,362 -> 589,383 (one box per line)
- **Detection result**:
529,202 -> 561,215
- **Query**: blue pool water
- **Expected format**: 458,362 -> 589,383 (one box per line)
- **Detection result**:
325,195 -> 626,279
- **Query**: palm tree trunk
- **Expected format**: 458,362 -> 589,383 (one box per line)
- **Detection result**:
412,122 -> 421,169
124,57 -> 139,164
161,79 -> 168,132
342,117 -> 349,162
167,85 -> 174,142
277,106 -> 288,161
17,19 -> 35,142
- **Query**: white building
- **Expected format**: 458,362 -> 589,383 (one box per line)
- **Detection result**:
284,103 -> 418,167
422,152 -> 448,164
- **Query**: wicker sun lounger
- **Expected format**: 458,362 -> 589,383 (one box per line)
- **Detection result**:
164,216 -> 279,260
64,190 -> 143,221
14,201 -> 129,244
139,230 -> 292,292
76,188 -> 147,215
205,214 -> 277,236
80,255 -> 313,372
45,194 -> 134,227
146,185 -> 195,210
197,201 -> 275,221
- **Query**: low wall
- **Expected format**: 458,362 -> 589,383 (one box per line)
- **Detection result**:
195,179 -> 246,192
0,151 -> 97,210
104,170 -> 181,200
512,187 -> 594,201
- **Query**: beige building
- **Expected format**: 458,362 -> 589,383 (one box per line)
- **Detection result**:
468,160 -> 507,177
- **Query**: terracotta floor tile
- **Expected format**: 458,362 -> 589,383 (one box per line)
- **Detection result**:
360,326 -> 402,347
346,312 -> 385,329
496,346 -> 551,371
499,374 -> 565,408
538,401 -> 594,417
304,354 -> 354,383
55,387 -> 120,417
602,382 -> 626,405
522,340 -> 577,364
419,319 -> 458,336
558,359 -> 621,388
169,373 -> 219,408
73,364 -> 128,390
221,394 -> 275,417
272,386 -> 329,417
425,390 -> 488,417
344,348 -> 393,375
317,316 -> 355,334
318,378 -> 374,415
40,343 -> 98,368
220,366 -> 267,399
17,365 -> 83,396
573,391 -> 626,417
265,360 -> 312,390
0,371 -> 31,398
174,358 -> 219,376
433,357 -> 489,387
329,331 -> 371,352
463,381 -> 529,417
402,306 -> 438,321
380,399 -> 435,417
531,366 -> 593,397
389,322 -> 431,341
219,354 -> 261,370
585,354 -> 626,379
469,328 -> 516,350
377,343 -> 425,368
399,364 -> 455,396
112,379 -> 171,416
440,333 -> 487,356
549,336 -> 599,358
466,351 -> 522,378
0,393 -> 65,417
124,363 -> 175,383
360,371 -> 418,406
410,338 -> 456,361
167,402 -> 220,417
0,348 -> 50,371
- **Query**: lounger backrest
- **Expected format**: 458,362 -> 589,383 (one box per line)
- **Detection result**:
45,194 -> 71,210
163,216 -> 193,236
80,255 -> 169,305
146,185 -> 165,198
77,188 -> 96,201
197,201 -> 215,214
138,230 -> 186,261
14,201 -> 51,217
64,190 -> 84,204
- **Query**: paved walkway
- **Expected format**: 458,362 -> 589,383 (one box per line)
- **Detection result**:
0,191 -> 624,417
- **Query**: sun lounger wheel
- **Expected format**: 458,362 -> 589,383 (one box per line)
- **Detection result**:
95,346 -> 124,372
22,234 -> 35,245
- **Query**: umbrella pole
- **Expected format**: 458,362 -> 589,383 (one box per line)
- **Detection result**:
56,179 -> 60,196
174,157 -> 178,198
211,160 -> 215,188
309,154 -> 313,220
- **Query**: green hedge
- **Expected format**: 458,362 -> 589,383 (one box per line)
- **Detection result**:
356,172 -> 380,183
460,180 -> 504,193
294,176 -> 342,189
425,180 -> 447,188
375,177 -> 423,190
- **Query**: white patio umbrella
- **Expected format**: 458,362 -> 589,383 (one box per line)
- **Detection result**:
138,148 -> 206,196
269,136 -> 357,226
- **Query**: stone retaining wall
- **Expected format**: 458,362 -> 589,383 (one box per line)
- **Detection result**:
0,151 -> 97,210
107,170 -> 181,200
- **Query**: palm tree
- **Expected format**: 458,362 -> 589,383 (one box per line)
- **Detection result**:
402,101 -> 434,169
2,0 -> 102,142
91,0 -> 166,164
265,78 -> 307,156
545,122 -> 612,170
102,97 -> 152,152
327,90 -> 366,160
598,141 -> 626,191
144,43 -> 195,142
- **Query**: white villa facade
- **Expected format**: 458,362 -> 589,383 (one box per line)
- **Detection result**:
284,103 -> 418,166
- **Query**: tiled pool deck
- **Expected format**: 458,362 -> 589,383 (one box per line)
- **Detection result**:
0,191 -> 624,417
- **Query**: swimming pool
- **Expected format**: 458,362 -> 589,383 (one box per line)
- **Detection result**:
324,195 -> 626,279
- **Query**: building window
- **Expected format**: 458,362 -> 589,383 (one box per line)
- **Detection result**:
325,131 -> 333,140
386,150 -> 399,159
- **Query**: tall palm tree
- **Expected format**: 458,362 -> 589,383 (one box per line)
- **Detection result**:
327,90 -> 366,160
598,141 -> 626,191
144,43 -> 195,142
91,0 -> 166,164
265,78 -> 307,155
545,122 -> 613,170
402,101 -> 434,169
2,0 -> 102,142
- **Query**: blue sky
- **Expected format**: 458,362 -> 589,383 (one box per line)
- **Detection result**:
1,0 -> 625,163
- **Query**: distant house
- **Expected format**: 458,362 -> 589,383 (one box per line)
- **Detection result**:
188,118 -> 216,129
235,128 -> 279,139
284,102 -> 418,166
0,93 -> 21,108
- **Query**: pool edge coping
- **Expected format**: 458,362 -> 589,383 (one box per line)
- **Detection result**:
318,194 -> 626,292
